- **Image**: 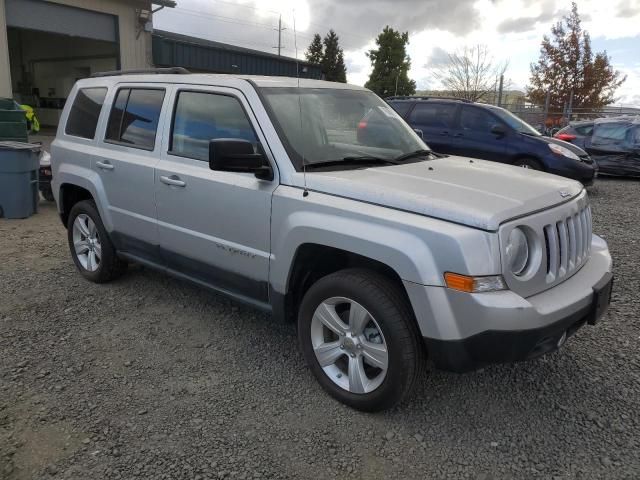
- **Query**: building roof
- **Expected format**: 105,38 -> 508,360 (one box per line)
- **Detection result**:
152,30 -> 316,68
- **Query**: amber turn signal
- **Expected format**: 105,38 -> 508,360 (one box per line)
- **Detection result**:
444,272 -> 507,293
444,272 -> 475,292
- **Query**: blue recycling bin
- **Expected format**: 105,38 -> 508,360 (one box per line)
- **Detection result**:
0,141 -> 41,219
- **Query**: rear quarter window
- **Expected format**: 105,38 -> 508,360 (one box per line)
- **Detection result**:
65,88 -> 108,139
387,101 -> 412,118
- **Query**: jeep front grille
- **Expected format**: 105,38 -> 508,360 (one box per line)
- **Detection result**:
543,204 -> 592,282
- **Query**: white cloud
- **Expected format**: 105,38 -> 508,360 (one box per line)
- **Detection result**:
156,0 -> 640,106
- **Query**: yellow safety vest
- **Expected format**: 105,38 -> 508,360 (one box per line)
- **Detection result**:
20,104 -> 40,133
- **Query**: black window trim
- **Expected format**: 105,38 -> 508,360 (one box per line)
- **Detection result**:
64,87 -> 108,141
167,88 -> 262,163
103,86 -> 166,152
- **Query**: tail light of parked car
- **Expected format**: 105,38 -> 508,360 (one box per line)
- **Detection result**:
555,133 -> 577,142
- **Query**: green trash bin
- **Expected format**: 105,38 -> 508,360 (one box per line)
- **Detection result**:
0,141 -> 41,219
0,98 -> 28,142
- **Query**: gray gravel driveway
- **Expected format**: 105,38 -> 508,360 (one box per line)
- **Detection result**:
1,179 -> 639,479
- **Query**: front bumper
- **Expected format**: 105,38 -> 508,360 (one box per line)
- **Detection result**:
404,235 -> 612,372
546,157 -> 596,185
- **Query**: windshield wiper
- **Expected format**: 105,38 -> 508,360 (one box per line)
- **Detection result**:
305,156 -> 399,169
392,149 -> 433,162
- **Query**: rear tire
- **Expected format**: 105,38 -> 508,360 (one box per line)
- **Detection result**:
67,200 -> 127,283
514,157 -> 543,170
297,268 -> 424,412
40,186 -> 54,202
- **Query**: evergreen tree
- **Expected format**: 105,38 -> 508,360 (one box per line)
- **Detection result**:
365,27 -> 416,97
321,30 -> 347,83
305,34 -> 324,65
527,2 -> 625,109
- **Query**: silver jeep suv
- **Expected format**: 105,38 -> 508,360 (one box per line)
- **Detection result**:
51,70 -> 613,411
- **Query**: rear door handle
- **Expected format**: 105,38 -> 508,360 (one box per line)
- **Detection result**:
160,175 -> 186,187
439,131 -> 449,136
96,161 -> 114,171
452,133 -> 463,138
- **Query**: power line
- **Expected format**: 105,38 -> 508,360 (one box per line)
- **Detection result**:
169,7 -> 277,30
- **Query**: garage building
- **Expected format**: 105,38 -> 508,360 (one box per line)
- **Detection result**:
0,0 -> 175,126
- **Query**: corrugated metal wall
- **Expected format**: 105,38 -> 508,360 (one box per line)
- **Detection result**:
152,32 -> 323,79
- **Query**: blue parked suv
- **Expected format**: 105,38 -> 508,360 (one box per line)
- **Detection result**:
383,97 -> 596,184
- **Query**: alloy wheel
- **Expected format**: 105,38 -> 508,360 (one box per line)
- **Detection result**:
310,297 -> 388,394
72,214 -> 102,272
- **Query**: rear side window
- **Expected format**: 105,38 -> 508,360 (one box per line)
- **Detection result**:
65,88 -> 107,139
574,124 -> 594,136
408,103 -> 457,128
170,91 -> 257,161
387,101 -> 412,118
460,106 -> 497,133
105,88 -> 165,150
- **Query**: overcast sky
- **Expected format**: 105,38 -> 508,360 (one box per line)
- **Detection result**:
155,0 -> 640,106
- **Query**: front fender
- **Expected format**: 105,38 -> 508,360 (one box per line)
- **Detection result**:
270,186 -> 501,294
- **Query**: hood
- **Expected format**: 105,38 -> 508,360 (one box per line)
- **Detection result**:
302,157 -> 583,231
535,134 -> 589,157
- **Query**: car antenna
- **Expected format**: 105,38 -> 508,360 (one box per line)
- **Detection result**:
293,11 -> 309,198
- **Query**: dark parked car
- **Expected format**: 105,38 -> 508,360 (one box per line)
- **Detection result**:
383,97 -> 596,184
554,120 -> 595,149
556,117 -> 640,177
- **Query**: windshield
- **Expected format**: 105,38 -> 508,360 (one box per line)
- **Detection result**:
260,87 -> 428,170
487,106 -> 541,136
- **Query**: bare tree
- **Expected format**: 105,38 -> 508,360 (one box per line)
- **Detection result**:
433,45 -> 509,102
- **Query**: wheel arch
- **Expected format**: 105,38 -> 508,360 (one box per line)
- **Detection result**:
273,243 -> 413,324
59,183 -> 94,227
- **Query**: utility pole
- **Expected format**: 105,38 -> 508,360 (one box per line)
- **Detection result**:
394,73 -> 399,96
497,74 -> 504,108
543,91 -> 551,134
273,15 -> 286,56
567,89 -> 574,120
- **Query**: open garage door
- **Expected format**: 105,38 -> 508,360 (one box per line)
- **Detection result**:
5,0 -> 120,127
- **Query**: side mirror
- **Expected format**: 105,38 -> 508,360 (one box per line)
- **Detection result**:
491,124 -> 507,137
413,128 -> 424,139
209,139 -> 273,181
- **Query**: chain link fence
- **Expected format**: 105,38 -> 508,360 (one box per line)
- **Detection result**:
501,103 -> 640,135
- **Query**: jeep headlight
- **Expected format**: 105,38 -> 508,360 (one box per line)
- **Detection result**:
506,227 -> 530,276
548,143 -> 580,161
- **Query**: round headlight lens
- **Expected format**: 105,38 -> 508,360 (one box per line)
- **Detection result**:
506,227 -> 529,276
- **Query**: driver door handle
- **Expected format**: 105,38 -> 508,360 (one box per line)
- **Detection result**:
96,160 -> 114,170
160,175 -> 186,187
439,131 -> 449,136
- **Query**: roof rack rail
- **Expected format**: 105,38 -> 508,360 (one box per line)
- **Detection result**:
385,95 -> 472,103
90,67 -> 190,78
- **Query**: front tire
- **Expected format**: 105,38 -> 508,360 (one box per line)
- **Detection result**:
67,200 -> 126,283
298,269 -> 424,412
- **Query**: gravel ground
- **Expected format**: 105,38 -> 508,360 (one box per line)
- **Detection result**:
1,179 -> 639,480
